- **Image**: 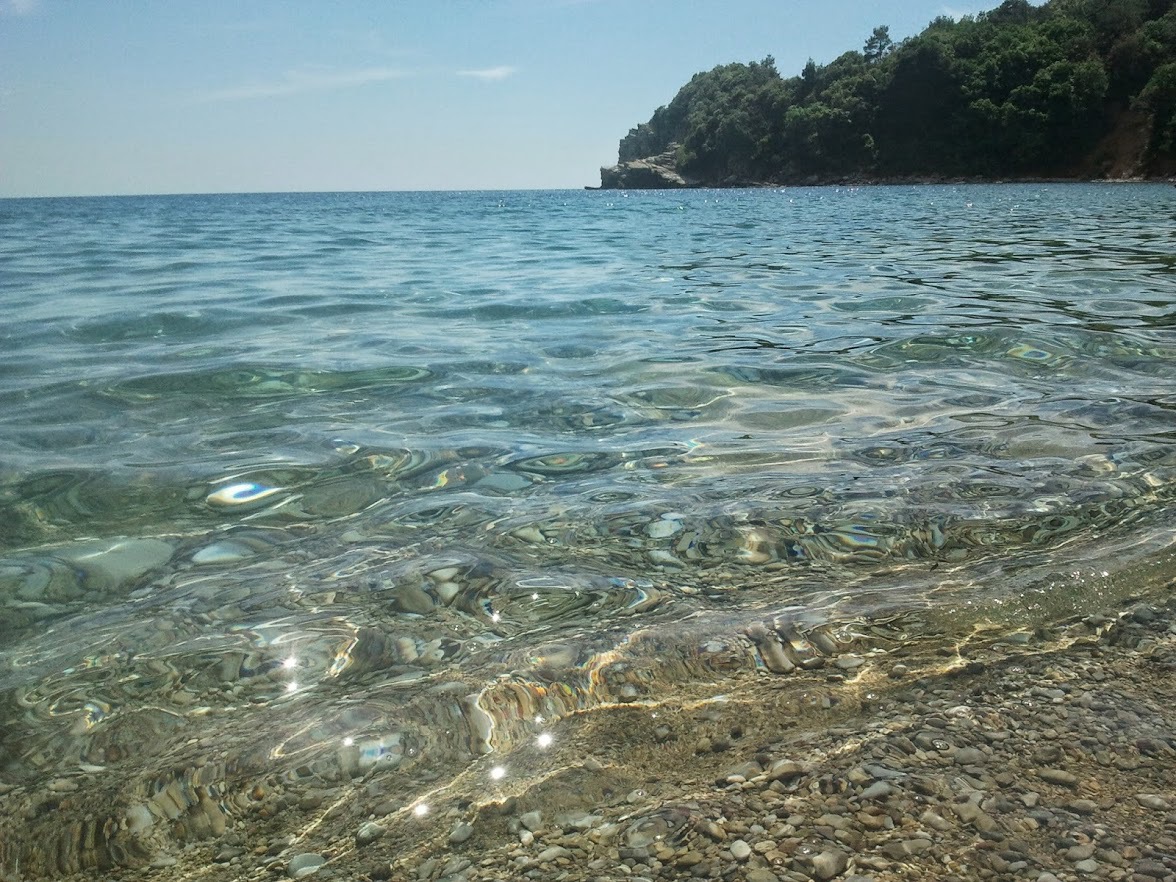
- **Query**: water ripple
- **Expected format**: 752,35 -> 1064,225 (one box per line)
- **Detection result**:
1,186 -> 1174,876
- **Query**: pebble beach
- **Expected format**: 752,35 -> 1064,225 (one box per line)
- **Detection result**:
5,579 -> 1173,882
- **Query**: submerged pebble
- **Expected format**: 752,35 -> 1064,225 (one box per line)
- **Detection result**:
207,482 -> 283,507
286,853 -> 325,878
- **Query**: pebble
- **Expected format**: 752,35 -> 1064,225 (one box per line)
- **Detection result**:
810,850 -> 849,880
286,853 -> 325,879
214,846 -> 246,862
954,801 -> 998,831
921,810 -> 952,831
1135,794 -> 1170,811
859,781 -> 893,800
1134,859 -> 1169,877
1038,768 -> 1079,786
448,821 -> 474,844
768,759 -> 809,781
356,821 -> 385,846
191,540 -> 256,565
954,747 -> 987,764
730,839 -> 752,860
536,846 -> 572,862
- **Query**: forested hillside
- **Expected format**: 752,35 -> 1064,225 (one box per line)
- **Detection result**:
602,0 -> 1176,186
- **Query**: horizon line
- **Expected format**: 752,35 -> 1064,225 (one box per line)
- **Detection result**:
0,185 -> 608,201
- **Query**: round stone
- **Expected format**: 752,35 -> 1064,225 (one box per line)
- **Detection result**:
286,853 -> 325,879
954,747 -> 987,764
536,845 -> 571,862
449,821 -> 474,844
356,822 -> 385,846
811,850 -> 849,880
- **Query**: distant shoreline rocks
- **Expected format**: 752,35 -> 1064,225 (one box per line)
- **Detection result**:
594,142 -> 1174,189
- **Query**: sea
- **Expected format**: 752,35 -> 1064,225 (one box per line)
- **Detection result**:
0,185 -> 1173,875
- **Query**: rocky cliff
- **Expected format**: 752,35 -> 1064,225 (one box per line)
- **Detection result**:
598,146 -> 692,190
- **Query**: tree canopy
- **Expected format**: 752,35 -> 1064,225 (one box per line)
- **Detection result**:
614,0 -> 1176,182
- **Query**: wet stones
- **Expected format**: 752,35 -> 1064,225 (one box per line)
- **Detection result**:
448,821 -> 474,845
355,821 -> 385,846
1067,798 -> 1099,815
1135,794 -> 1170,811
953,746 -> 987,765
768,759 -> 811,782
1037,768 -> 1080,787
535,845 -> 572,862
286,853 -> 325,878
858,781 -> 893,800
808,849 -> 849,880
9,596 -> 1176,882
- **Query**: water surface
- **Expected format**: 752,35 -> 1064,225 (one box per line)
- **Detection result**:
0,185 -> 1173,875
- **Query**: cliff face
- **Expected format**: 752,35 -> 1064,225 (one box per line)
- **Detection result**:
599,146 -> 692,190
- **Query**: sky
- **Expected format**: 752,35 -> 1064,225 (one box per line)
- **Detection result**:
0,0 -> 996,197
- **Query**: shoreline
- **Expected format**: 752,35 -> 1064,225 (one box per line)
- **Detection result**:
11,579 -> 1173,882
373,583 -> 1176,882
588,175 -> 1176,191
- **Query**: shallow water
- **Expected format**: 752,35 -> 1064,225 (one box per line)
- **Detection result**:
0,185 -> 1173,875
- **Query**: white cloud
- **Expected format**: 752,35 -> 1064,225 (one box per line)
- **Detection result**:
456,66 -> 518,82
1,0 -> 40,15
196,66 -> 409,102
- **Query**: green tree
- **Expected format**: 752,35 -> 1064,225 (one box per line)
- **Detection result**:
1137,61 -> 1176,151
864,26 -> 894,62
610,0 -> 1176,183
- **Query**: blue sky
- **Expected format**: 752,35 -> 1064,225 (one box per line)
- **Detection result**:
0,0 -> 993,196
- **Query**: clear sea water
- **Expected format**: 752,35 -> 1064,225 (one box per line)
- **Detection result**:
0,185 -> 1173,874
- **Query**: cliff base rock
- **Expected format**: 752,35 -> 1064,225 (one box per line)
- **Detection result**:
599,145 -> 691,190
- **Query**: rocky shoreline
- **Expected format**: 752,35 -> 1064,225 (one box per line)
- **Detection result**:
11,577 -> 1174,882
593,146 -> 1175,189
372,588 -> 1176,882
